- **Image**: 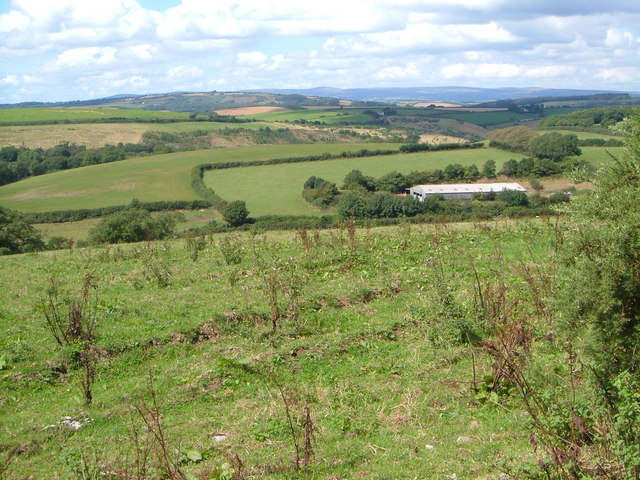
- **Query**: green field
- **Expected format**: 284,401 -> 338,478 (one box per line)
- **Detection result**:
248,108 -> 373,124
0,219 -> 562,478
205,148 -> 526,216
0,107 -> 190,124
578,146 -> 624,165
542,129 -> 621,140
0,143 -> 400,213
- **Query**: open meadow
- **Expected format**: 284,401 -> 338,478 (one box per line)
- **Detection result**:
0,218 -> 565,479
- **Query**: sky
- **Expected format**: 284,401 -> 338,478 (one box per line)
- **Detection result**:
0,0 -> 639,103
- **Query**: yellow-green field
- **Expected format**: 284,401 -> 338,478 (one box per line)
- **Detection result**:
0,107 -> 189,124
0,121 -> 278,149
0,143 -> 400,212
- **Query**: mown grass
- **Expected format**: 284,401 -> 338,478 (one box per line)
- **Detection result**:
0,218 -> 562,479
0,107 -> 190,125
0,143 -> 400,213
205,148 -> 526,216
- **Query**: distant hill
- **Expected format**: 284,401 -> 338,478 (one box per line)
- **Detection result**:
255,86 -> 640,104
0,91 -> 355,112
1,86 -> 638,112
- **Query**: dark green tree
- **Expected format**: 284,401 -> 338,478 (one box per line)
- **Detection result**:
496,189 -> 528,207
342,170 -> 375,191
464,164 -> 481,181
375,171 -> 409,193
222,200 -> 249,226
482,159 -> 497,178
88,209 -> 182,244
444,164 -> 465,181
529,132 -> 581,162
338,192 -> 368,218
0,206 -> 45,254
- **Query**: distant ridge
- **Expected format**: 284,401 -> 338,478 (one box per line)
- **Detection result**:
255,86 -> 639,103
1,86 -> 638,111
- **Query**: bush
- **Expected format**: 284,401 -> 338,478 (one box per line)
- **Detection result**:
88,209 -> 183,244
0,206 -> 45,254
496,190 -> 529,207
302,177 -> 339,208
222,200 -> 249,226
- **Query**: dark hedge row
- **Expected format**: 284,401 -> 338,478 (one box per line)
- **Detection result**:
191,203 -> 561,235
399,142 -> 483,153
25,199 -> 212,224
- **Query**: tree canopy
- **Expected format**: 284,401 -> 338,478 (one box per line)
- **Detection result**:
222,200 -> 250,226
88,209 -> 183,244
0,206 -> 44,255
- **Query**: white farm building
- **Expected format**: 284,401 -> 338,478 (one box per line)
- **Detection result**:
408,183 -> 527,201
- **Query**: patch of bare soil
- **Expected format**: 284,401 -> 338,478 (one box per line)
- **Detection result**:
412,102 -> 461,108
214,106 -> 288,116
436,107 -> 508,112
418,134 -> 466,144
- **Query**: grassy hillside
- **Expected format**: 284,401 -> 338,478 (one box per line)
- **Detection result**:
0,121 -> 279,149
0,107 -> 189,124
0,219 -> 561,479
0,143 -> 400,213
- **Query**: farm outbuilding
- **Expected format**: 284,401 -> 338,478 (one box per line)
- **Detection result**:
408,183 -> 527,201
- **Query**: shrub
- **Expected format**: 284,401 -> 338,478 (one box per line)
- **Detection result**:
302,177 -> 339,208
88,209 -> 182,244
222,200 -> 249,226
0,206 -> 45,254
496,190 -> 529,207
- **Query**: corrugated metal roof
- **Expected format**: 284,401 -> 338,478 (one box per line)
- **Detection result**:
411,183 -> 526,195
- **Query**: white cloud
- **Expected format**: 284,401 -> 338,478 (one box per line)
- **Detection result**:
0,74 -> 20,85
604,28 -> 635,48
0,10 -> 30,32
237,51 -> 268,66
167,65 -> 204,79
595,67 -> 638,83
129,43 -> 156,60
441,62 -> 520,79
1,0 -> 640,101
53,46 -> 117,68
374,62 -> 420,80
524,65 -> 578,78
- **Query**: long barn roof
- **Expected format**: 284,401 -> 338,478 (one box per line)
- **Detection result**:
411,183 -> 527,195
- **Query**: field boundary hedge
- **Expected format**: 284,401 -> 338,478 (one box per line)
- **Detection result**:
25,200 -> 213,224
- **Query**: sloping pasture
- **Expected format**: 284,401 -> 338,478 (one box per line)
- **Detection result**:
0,121 -> 279,149
0,107 -> 189,124
0,143 -> 400,212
